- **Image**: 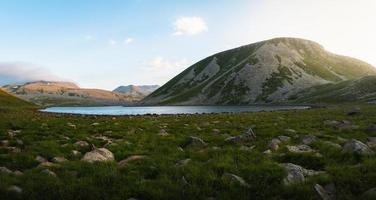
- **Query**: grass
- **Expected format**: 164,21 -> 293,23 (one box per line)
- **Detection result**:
1,101 -> 376,199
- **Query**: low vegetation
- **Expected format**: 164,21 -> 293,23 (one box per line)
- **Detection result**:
1,100 -> 376,199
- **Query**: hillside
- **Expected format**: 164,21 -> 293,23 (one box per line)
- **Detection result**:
113,85 -> 159,99
0,89 -> 35,108
2,81 -> 137,106
292,75 -> 376,103
143,38 -> 376,105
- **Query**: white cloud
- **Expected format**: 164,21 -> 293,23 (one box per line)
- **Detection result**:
0,62 -> 63,85
124,37 -> 134,45
109,39 -> 117,45
173,16 -> 208,36
143,57 -> 190,84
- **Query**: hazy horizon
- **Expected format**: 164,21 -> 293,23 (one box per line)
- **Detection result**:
1,0 -> 375,90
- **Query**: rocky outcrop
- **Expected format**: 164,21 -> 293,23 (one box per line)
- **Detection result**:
82,148 -> 115,162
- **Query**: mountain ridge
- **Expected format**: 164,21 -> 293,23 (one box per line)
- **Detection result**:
143,37 -> 376,105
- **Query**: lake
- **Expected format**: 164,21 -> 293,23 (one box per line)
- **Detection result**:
40,105 -> 310,115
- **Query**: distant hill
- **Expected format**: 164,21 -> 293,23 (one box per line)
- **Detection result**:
143,37 -> 376,105
0,89 -> 36,108
2,81 -> 138,106
113,85 -> 159,99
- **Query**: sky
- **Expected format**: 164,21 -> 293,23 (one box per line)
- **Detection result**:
0,0 -> 375,90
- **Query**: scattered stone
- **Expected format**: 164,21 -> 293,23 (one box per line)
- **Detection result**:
158,129 -> 169,136
239,145 -> 254,151
7,185 -> 22,194
41,169 -> 57,177
278,136 -> 291,142
347,108 -> 361,116
38,161 -> 56,168
118,155 -> 146,166
324,120 -> 357,130
186,136 -> 206,147
301,135 -> 318,145
13,170 -> 23,176
7,130 -> 21,138
322,141 -> 341,149
342,139 -> 373,155
67,123 -> 76,129
285,129 -> 297,134
367,137 -> 376,148
366,124 -> 376,133
177,147 -> 184,152
268,138 -> 281,151
0,166 -> 12,174
91,122 -> 100,126
1,140 -> 9,146
74,140 -> 89,147
314,184 -> 332,200
212,146 -> 220,150
212,129 -> 220,134
35,155 -> 48,163
225,128 -> 256,144
263,149 -> 272,154
52,157 -> 68,163
286,145 -> 315,153
222,173 -> 250,187
175,158 -> 191,167
6,147 -> 21,153
82,148 -> 115,162
281,163 -> 324,185
72,150 -> 81,156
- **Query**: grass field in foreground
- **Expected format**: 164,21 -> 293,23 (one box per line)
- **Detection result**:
1,104 -> 376,199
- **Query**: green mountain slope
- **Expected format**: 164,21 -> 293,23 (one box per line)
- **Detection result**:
292,76 -> 376,103
0,89 -> 36,109
143,38 -> 376,105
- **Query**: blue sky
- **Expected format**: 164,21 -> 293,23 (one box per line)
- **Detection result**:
0,0 -> 375,89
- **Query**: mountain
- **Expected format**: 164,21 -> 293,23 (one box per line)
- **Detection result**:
291,75 -> 376,103
143,38 -> 376,105
0,89 -> 36,108
2,81 -> 138,106
113,85 -> 159,98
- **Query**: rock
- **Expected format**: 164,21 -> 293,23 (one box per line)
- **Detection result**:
286,145 -> 315,153
347,108 -> 361,116
322,141 -> 341,149
82,148 -> 115,162
158,129 -> 169,136
91,122 -> 100,126
285,129 -> 297,134
263,149 -> 272,154
35,155 -> 48,163
175,158 -> 191,167
7,185 -> 22,194
278,136 -> 291,142
186,136 -> 206,147
41,169 -> 57,177
314,184 -> 332,200
72,150 -> 81,156
366,124 -> 376,133
281,163 -> 324,185
38,161 -> 56,168
239,145 -> 254,151
67,123 -> 76,129
118,155 -> 146,166
7,130 -> 21,138
74,140 -> 89,147
212,129 -> 220,134
13,170 -> 23,176
342,139 -> 373,155
268,138 -> 281,151
301,135 -> 318,145
324,120 -> 357,130
363,187 -> 376,199
367,137 -> 376,148
52,157 -> 68,163
6,147 -> 21,153
177,147 -> 184,152
225,128 -> 256,144
222,173 -> 250,187
1,140 -> 9,146
0,166 -> 12,174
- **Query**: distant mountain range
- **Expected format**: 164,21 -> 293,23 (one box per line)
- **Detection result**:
113,85 -> 159,98
2,81 -> 138,106
143,37 -> 376,105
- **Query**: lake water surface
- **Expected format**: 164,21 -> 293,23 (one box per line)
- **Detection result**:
40,105 -> 310,115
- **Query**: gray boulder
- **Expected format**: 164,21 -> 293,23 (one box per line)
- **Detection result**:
342,139 -> 373,155
225,128 -> 256,144
186,136 -> 206,147
82,148 -> 115,162
222,173 -> 250,187
302,135 -> 318,145
286,145 -> 315,153
281,163 -> 324,185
